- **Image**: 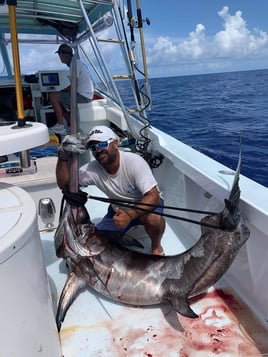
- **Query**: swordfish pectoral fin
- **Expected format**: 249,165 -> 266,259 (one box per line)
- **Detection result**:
56,272 -> 87,332
162,279 -> 198,318
168,295 -> 199,319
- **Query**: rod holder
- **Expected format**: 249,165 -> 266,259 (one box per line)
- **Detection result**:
19,150 -> 30,168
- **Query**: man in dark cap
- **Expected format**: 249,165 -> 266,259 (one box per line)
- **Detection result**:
49,44 -> 94,136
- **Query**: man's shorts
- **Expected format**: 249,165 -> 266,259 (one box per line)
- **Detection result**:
96,199 -> 164,235
60,91 -> 91,108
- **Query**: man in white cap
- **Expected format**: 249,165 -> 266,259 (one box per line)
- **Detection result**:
56,125 -> 165,255
49,44 -> 95,136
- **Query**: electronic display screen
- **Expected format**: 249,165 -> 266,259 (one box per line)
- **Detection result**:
40,72 -> 60,86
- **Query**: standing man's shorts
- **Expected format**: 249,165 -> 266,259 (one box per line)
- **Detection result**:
60,91 -> 92,108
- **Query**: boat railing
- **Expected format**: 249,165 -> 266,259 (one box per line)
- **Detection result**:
77,0 -> 152,135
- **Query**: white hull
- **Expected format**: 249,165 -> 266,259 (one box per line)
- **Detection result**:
2,112 -> 267,355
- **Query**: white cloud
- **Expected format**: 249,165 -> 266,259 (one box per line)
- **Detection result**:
21,46 -> 59,72
178,24 -> 206,59
9,6 -> 268,78
146,24 -> 207,65
146,6 -> 268,76
213,6 -> 268,56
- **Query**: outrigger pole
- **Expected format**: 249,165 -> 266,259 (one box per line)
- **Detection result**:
0,1 -> 49,159
7,0 -> 25,126
6,0 -> 34,168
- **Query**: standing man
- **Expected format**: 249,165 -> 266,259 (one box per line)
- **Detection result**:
56,125 -> 166,255
49,44 -> 94,136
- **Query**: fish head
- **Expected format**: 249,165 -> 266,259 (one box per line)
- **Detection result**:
54,202 -> 106,259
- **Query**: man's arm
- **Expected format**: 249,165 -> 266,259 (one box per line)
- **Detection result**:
126,186 -> 160,220
113,186 -> 161,228
56,158 -> 70,189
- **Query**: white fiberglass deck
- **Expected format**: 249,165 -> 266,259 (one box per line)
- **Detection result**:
41,186 -> 268,357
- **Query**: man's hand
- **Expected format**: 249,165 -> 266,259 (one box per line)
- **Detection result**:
61,133 -> 89,154
113,207 -> 132,228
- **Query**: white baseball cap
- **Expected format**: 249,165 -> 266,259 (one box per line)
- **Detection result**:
87,125 -> 117,143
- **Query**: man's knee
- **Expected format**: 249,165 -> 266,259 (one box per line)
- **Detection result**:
49,92 -> 59,102
142,213 -> 165,230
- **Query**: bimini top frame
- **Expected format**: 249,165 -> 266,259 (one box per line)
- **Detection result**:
0,0 -> 113,36
0,0 -> 153,141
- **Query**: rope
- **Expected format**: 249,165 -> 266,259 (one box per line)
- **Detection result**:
62,188 -> 88,206
87,194 -> 224,230
89,194 -> 216,215
59,188 -> 88,220
58,191 -> 223,230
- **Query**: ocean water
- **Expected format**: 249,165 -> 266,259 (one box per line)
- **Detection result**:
118,69 -> 268,187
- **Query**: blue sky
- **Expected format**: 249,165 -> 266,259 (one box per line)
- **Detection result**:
139,1 -> 268,77
11,1 -> 268,78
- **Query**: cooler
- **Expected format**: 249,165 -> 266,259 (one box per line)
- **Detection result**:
0,182 -> 61,357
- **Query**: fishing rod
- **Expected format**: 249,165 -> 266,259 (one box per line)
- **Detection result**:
125,0 -> 142,106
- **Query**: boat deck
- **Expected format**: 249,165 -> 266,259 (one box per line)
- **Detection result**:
41,186 -> 268,357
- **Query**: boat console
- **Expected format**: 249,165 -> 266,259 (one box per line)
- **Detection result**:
36,70 -> 70,127
38,70 -> 70,93
0,69 -> 69,125
0,70 -> 69,179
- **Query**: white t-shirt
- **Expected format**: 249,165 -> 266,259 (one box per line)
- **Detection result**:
76,59 -> 94,99
79,151 -> 158,205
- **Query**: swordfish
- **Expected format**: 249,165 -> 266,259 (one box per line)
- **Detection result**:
54,152 -> 250,331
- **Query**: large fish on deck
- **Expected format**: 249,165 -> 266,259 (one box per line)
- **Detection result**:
54,153 -> 250,331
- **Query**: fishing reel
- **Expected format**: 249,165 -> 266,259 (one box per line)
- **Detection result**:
130,16 -> 150,28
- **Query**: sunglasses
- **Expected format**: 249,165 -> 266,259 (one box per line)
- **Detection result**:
88,139 -> 114,152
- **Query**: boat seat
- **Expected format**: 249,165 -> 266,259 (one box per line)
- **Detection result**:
77,101 -> 109,133
78,100 -> 128,133
105,106 -> 128,131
